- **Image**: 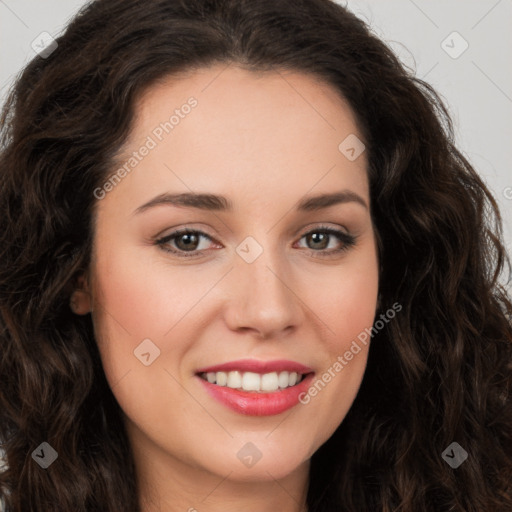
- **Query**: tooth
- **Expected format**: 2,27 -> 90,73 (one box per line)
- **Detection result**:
278,371 -> 289,388
261,372 -> 279,391
203,369 -> 307,391
216,371 -> 228,386
227,371 -> 242,389
242,371 -> 261,391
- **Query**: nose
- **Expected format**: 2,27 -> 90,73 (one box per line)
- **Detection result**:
223,246 -> 304,339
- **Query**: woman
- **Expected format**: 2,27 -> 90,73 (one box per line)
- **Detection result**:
0,0 -> 511,510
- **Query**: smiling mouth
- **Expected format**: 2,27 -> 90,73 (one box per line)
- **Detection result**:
197,370 -> 312,393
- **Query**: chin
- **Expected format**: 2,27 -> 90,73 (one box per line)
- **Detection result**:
199,439 -> 312,482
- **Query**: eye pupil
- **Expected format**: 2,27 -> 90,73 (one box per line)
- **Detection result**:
308,232 -> 328,249
176,233 -> 199,250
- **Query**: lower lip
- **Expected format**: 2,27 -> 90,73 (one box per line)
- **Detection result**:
196,373 -> 315,416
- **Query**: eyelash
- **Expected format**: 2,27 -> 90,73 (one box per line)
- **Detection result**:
155,225 -> 357,259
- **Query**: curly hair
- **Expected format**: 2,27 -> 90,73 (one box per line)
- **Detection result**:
1,0 -> 511,510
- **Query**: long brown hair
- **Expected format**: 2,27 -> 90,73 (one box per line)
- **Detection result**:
1,0 -> 511,510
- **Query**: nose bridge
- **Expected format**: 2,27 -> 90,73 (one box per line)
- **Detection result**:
226,233 -> 302,336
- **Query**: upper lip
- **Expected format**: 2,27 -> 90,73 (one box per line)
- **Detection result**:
196,359 -> 314,375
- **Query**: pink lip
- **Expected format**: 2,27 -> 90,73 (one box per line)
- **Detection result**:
196,373 -> 315,416
195,359 -> 315,416
195,359 -> 314,374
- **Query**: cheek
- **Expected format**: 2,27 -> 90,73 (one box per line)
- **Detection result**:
333,269 -> 378,341
90,243 -> 204,341
88,251 -> 196,433
317,251 -> 379,352
88,245 -> 178,388
89,241 -> 228,402
301,247 -> 378,428
318,272 -> 377,387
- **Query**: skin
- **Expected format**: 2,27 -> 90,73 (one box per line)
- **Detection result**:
72,64 -> 379,512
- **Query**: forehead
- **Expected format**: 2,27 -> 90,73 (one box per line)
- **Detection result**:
105,64 -> 369,212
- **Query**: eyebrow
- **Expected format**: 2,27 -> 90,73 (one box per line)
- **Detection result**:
134,190 -> 368,215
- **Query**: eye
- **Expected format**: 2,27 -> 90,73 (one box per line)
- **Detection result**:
156,229 -> 217,258
295,226 -> 357,257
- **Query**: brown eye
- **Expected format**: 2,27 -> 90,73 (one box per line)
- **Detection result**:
174,232 -> 201,251
296,227 -> 357,257
156,229 -> 216,258
305,232 -> 330,250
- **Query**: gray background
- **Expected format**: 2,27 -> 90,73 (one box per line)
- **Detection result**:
1,0 -> 511,285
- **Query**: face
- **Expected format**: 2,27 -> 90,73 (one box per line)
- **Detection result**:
76,64 -> 379,494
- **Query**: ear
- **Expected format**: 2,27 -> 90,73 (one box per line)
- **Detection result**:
70,273 -> 93,315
